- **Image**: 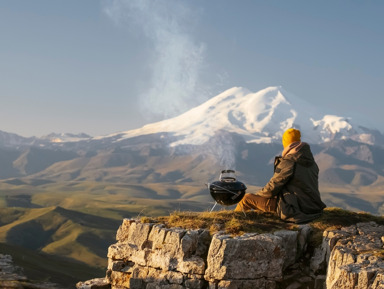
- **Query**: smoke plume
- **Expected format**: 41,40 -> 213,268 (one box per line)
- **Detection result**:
105,0 -> 238,169
105,0 -> 206,120
206,131 -> 238,170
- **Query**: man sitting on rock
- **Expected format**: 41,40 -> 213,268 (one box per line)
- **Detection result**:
235,128 -> 326,223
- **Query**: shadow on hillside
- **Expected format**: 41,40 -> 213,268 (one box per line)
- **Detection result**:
53,206 -> 122,229
0,242 -> 105,289
77,232 -> 114,258
6,194 -> 42,208
6,221 -> 54,250
328,193 -> 378,214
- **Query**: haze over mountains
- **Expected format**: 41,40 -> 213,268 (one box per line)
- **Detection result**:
2,86 -> 383,148
0,86 -> 384,210
1,86 -> 384,286
99,86 -> 384,147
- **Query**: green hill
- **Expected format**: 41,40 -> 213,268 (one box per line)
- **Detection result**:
0,177 -> 384,288
0,242 -> 105,288
0,205 -> 121,270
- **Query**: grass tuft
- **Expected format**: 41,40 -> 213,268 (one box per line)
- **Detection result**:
309,207 -> 384,247
141,207 -> 384,249
140,216 -> 152,223
144,210 -> 297,236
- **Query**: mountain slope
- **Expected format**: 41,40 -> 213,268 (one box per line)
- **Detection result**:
0,86 -> 383,213
0,242 -> 105,288
0,206 -> 120,267
15,136 -> 384,194
98,86 -> 382,147
0,86 -> 382,150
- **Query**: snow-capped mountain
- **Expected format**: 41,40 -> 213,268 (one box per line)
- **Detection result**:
1,86 -> 384,200
40,133 -> 92,143
97,86 -> 381,147
0,86 -> 380,149
0,130 -> 92,148
0,130 -> 36,147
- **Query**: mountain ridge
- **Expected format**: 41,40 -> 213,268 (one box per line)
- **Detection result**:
2,86 -> 383,288
0,87 -> 383,212
94,86 -> 384,148
0,86 -> 383,149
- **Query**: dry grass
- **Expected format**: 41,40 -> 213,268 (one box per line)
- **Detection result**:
141,207 -> 384,250
309,207 -> 384,247
312,207 -> 384,229
143,210 -> 297,236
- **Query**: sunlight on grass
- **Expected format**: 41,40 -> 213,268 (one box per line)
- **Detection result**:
141,207 -> 384,249
309,207 -> 384,247
144,210 -> 297,236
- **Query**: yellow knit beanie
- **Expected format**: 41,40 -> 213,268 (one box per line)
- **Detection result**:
282,128 -> 301,148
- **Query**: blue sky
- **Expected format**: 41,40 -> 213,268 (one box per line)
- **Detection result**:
0,0 -> 383,137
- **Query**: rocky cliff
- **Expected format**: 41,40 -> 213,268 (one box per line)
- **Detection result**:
0,254 -> 62,289
312,222 -> 384,288
77,218 -> 384,289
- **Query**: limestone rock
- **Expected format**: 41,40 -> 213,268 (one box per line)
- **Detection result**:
215,279 -> 277,289
274,230 -> 299,269
76,278 -> 111,289
310,227 -> 350,274
106,219 -> 210,289
204,232 -> 285,281
325,222 -> 384,289
81,219 -> 314,289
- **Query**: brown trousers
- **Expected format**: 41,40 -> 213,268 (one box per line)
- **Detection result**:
234,193 -> 277,212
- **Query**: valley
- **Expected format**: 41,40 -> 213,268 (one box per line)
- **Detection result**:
0,172 -> 383,287
0,178 -> 383,285
0,87 -> 384,287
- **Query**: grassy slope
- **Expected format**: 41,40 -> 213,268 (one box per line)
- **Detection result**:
0,203 -> 120,280
0,181 -> 214,217
148,207 -> 384,248
0,179 -> 383,287
1,179 -> 383,220
0,242 -> 105,288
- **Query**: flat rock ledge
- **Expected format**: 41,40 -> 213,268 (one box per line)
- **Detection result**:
77,219 -> 384,289
77,218 -> 312,289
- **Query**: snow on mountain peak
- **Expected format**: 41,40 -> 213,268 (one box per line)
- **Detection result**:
99,86 -> 377,146
310,115 -> 353,142
41,133 -> 92,143
311,115 -> 352,134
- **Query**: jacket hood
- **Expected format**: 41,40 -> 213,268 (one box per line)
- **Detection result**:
284,143 -> 315,167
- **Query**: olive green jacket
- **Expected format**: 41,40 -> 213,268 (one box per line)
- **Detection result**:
257,142 -> 326,223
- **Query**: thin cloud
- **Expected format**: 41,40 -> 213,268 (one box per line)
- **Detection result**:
105,0 -> 206,120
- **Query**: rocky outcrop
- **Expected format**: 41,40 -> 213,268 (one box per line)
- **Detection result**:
204,229 -> 311,289
77,219 -> 384,289
310,222 -> 384,289
77,219 -> 312,289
